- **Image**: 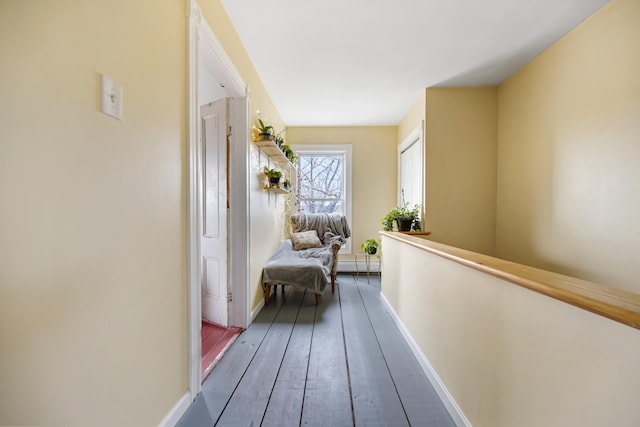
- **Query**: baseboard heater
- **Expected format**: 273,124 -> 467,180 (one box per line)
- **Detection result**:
337,259 -> 381,274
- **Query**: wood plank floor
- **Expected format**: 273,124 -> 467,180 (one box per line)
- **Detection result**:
176,274 -> 456,427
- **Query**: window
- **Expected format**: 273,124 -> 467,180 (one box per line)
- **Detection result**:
293,144 -> 352,253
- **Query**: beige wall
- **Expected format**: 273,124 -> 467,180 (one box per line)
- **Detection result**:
0,1 -> 186,425
383,1 -> 640,424
382,235 -> 640,427
496,0 -> 640,292
248,145 -> 290,312
425,88 -> 498,255
287,127 -> 398,261
0,0 -> 285,425
397,90 -> 426,144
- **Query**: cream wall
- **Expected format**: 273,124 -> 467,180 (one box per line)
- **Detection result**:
0,1 -> 186,425
382,236 -> 640,427
496,0 -> 640,292
287,127 -> 398,261
397,90 -> 426,143
425,88 -> 498,255
0,0 -> 285,425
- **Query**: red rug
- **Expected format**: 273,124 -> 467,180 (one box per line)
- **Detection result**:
201,321 -> 242,382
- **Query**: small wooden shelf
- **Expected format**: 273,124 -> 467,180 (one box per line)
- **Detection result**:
264,185 -> 290,194
254,139 -> 294,168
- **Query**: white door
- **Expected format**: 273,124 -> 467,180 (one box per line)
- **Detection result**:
201,99 -> 228,326
399,134 -> 423,208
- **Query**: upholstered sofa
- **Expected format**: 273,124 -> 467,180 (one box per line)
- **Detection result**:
261,213 -> 351,305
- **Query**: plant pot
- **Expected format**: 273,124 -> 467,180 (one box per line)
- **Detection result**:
365,247 -> 377,255
260,133 -> 273,141
269,176 -> 281,186
397,219 -> 413,231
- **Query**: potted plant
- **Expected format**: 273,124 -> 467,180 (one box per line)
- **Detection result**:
361,239 -> 379,256
282,179 -> 291,191
274,129 -> 286,147
381,203 -> 421,231
281,144 -> 297,164
257,119 -> 274,140
263,166 -> 282,186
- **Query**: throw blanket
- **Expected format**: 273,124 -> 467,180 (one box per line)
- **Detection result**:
261,240 -> 333,294
291,212 -> 351,245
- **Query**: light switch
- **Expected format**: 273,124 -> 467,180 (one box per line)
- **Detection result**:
101,74 -> 123,121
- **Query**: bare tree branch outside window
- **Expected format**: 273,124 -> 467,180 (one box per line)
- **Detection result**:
297,153 -> 345,214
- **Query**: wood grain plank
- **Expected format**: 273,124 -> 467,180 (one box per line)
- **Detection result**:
174,391 -> 217,427
197,286 -> 290,422
355,276 -> 456,426
215,288 -> 304,426
339,276 -> 410,426
179,274 -> 459,427
262,290 -> 316,427
300,280 -> 354,427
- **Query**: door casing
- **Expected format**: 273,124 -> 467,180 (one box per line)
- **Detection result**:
398,121 -> 425,216
188,0 -> 250,399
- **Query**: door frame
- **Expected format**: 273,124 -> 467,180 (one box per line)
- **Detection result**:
397,121 -> 425,214
187,0 -> 250,399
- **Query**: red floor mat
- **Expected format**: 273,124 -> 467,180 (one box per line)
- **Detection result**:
201,321 -> 242,381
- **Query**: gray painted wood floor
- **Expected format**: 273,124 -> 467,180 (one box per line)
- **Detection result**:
176,274 -> 456,427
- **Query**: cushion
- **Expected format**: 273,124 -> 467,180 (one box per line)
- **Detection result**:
291,230 -> 323,250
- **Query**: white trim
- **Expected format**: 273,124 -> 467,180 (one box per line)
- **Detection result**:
291,144 -> 353,254
251,298 -> 265,323
397,121 -> 425,220
187,0 -> 203,401
228,94 -> 251,329
156,392 -> 191,427
196,11 -> 245,98
379,293 -> 472,427
187,0 -> 250,400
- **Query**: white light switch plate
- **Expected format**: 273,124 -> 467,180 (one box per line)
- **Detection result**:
101,74 -> 123,121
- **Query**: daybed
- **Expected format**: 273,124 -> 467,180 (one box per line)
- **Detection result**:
261,213 -> 351,305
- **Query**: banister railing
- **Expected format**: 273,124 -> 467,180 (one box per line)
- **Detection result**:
381,231 -> 640,330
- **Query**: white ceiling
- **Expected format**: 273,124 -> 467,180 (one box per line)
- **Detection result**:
220,0 -> 610,127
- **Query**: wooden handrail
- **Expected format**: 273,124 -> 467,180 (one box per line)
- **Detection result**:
381,231 -> 640,330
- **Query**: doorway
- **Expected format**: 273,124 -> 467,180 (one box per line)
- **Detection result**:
199,99 -> 243,380
188,0 -> 250,398
398,121 -> 424,210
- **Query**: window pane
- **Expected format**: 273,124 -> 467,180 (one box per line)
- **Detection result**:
298,154 -> 344,199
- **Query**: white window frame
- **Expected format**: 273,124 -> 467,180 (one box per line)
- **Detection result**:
292,144 -> 352,254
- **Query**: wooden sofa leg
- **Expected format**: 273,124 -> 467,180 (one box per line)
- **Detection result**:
315,293 -> 320,305
331,274 -> 336,293
264,284 -> 272,305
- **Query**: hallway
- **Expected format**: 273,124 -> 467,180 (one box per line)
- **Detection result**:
176,275 -> 455,426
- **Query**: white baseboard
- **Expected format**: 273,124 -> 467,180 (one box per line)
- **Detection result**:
379,293 -> 472,427
337,259 -> 381,273
251,299 -> 265,323
157,391 -> 191,427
